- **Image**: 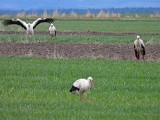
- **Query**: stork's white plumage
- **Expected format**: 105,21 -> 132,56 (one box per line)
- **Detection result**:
70,77 -> 94,101
49,23 -> 56,37
3,18 -> 54,37
134,35 -> 145,60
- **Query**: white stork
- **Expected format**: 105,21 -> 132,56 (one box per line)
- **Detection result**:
134,35 -> 145,60
70,77 -> 94,101
3,18 -> 54,37
49,23 -> 56,37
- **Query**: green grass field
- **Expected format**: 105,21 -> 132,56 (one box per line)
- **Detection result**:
0,35 -> 159,44
0,57 -> 160,120
1,20 -> 160,33
54,20 -> 160,33
0,18 -> 160,119
0,19 -> 160,43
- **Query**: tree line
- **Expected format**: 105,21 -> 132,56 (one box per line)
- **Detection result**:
0,7 -> 160,15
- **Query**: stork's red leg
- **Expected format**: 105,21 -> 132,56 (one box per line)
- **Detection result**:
137,53 -> 140,60
80,93 -> 83,101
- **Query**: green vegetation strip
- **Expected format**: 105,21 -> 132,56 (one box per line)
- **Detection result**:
1,20 -> 160,34
0,57 -> 159,120
0,19 -> 160,44
0,34 -> 159,44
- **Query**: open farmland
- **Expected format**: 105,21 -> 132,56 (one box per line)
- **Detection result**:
0,57 -> 160,120
0,20 -> 160,60
0,18 -> 160,120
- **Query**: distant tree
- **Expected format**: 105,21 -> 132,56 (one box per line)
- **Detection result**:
53,10 -> 60,18
70,11 -> 78,19
85,11 -> 95,18
96,10 -> 107,19
43,10 -> 48,18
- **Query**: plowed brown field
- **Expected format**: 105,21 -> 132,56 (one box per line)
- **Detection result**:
0,31 -> 160,61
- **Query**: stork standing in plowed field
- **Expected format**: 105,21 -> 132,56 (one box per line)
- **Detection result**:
134,35 -> 145,60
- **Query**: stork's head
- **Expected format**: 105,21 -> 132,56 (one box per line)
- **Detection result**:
137,35 -> 140,39
88,77 -> 93,81
50,23 -> 54,26
88,77 -> 94,87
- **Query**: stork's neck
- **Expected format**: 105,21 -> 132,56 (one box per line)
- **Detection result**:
27,23 -> 33,31
137,39 -> 140,43
136,39 -> 141,47
87,79 -> 91,85
28,23 -> 31,28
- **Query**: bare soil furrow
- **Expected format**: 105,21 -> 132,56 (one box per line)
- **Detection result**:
0,31 -> 160,36
0,42 -> 160,61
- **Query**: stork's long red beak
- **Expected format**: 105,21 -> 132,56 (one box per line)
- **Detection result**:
90,80 -> 94,88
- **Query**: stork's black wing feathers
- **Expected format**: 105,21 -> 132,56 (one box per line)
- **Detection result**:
33,18 -> 54,29
55,30 -> 57,37
41,18 -> 54,23
70,85 -> 80,92
3,19 -> 27,30
141,45 -> 145,55
134,49 -> 138,59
